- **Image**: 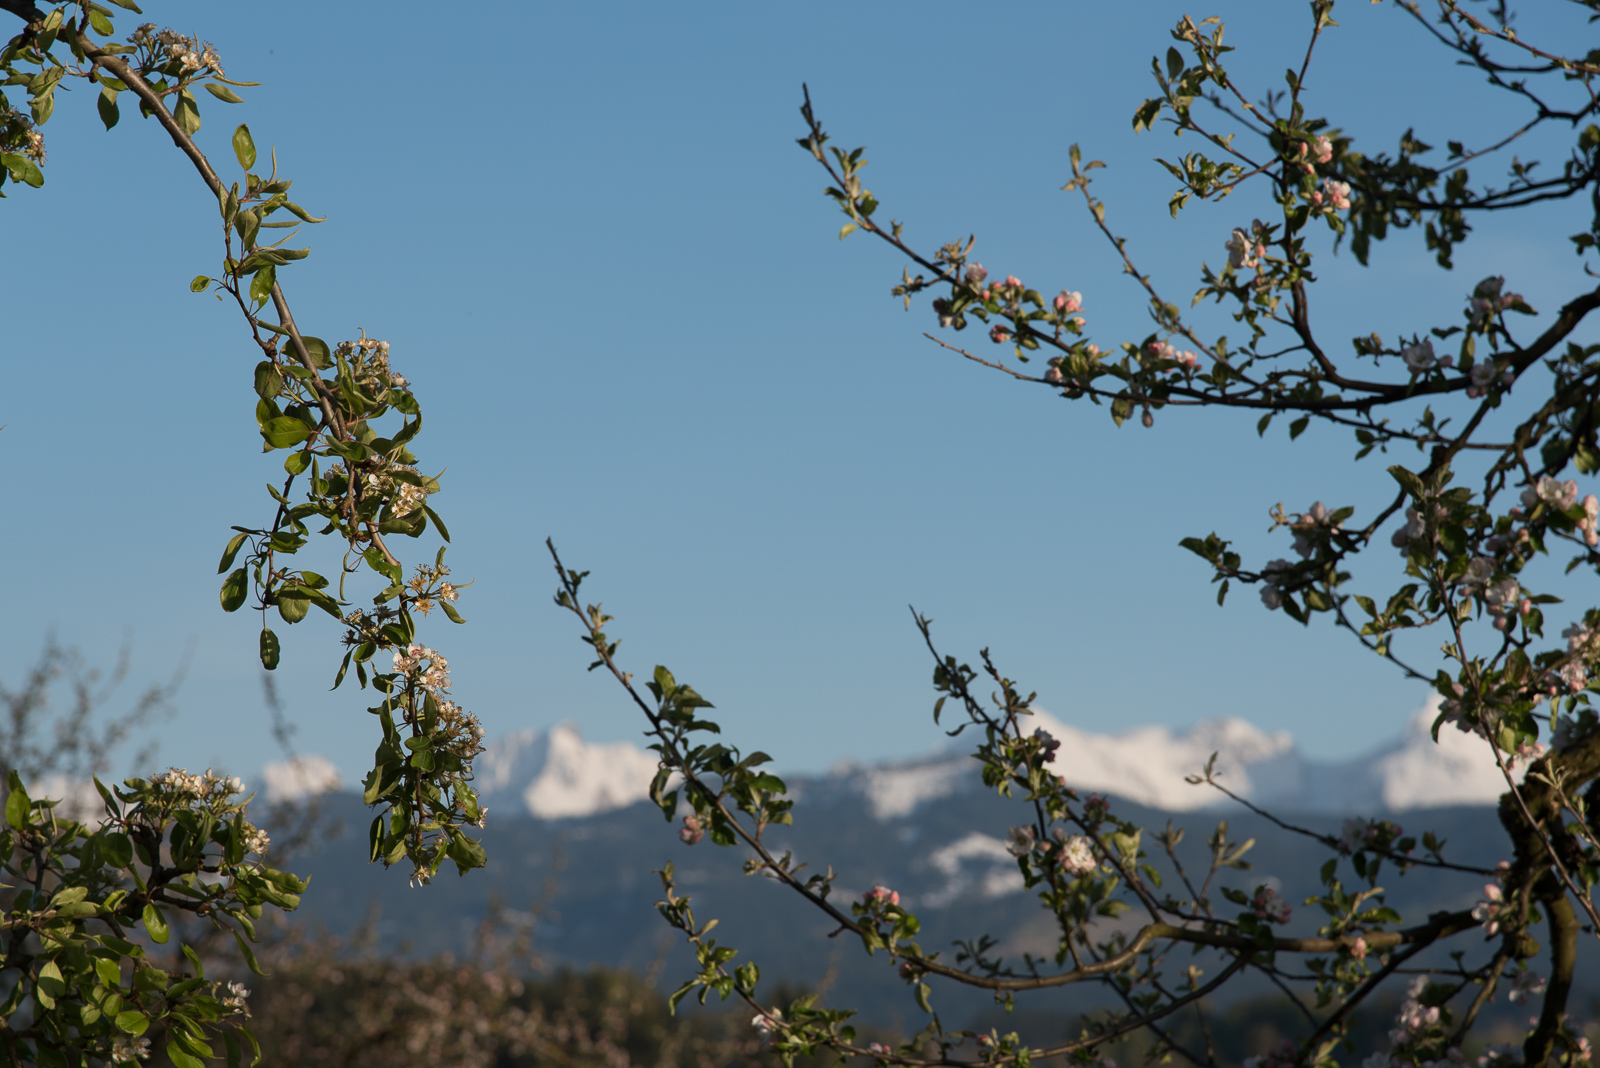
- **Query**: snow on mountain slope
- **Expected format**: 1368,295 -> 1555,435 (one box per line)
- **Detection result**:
469,697 -> 1519,821
475,724 -> 660,819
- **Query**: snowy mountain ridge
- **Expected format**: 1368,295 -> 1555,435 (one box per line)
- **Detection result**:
464,697 -> 1516,822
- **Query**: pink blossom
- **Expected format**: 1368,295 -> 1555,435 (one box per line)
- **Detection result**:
1323,179 -> 1352,211
989,325 -> 1010,344
679,814 -> 704,845
1032,728 -> 1060,763
863,884 -> 900,907
1054,290 -> 1082,314
1003,275 -> 1022,289
1349,935 -> 1368,960
964,264 -> 987,285
1252,885 -> 1291,924
1312,135 -> 1334,164
1044,365 -> 1066,385
1473,883 -> 1504,935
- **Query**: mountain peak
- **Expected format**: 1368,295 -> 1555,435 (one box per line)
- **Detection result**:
465,699 -> 1519,822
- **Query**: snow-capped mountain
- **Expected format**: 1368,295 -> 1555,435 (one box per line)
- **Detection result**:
468,697 -> 1516,822
474,724 -> 661,819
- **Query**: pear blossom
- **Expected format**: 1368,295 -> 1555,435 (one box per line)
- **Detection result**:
110,1035 -> 152,1063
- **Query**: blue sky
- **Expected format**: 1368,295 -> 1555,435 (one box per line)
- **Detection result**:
3,0 -> 1596,785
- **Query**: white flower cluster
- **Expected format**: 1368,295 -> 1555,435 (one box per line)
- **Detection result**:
221,980 -> 251,1014
334,336 -> 407,391
110,1035 -> 151,1063
1005,824 -> 1036,858
394,643 -> 451,692
0,108 -> 44,163
127,24 -> 223,76
363,464 -> 429,518
148,768 -> 245,800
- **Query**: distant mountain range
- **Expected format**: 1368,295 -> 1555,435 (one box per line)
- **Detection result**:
413,696 -> 1509,825
254,702 -> 1555,1033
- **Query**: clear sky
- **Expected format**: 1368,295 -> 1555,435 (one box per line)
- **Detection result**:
3,1 -> 1595,786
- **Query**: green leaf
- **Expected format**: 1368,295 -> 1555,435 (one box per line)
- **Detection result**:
167,1042 -> 207,1068
204,82 -> 245,103
173,88 -> 201,135
218,532 -> 249,574
232,929 -> 266,976
232,124 -> 256,171
4,781 -> 30,828
102,831 -> 133,867
189,274 -> 210,293
105,0 -> 144,10
1,153 -> 44,188
87,7 -> 115,35
277,591 -> 310,624
259,628 -> 281,671
440,601 -> 466,624
298,336 -> 333,369
248,263 -> 276,305
220,567 -> 249,612
115,1010 -> 150,1036
97,86 -> 120,129
142,902 -> 169,943
423,503 -> 450,543
260,415 -> 313,449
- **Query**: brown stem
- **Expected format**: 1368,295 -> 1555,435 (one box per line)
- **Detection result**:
1526,894 -> 1578,1068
